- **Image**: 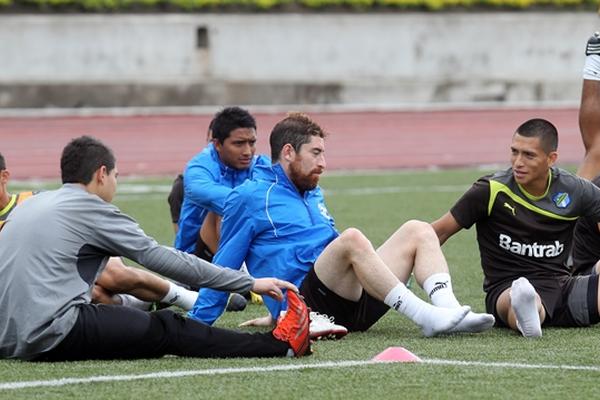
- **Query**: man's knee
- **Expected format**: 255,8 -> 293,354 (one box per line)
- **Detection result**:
99,261 -> 144,292
338,228 -> 372,253
399,219 -> 436,242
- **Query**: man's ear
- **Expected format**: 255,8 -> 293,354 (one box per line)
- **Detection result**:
281,144 -> 295,162
0,169 -> 10,184
94,166 -> 107,185
548,151 -> 558,167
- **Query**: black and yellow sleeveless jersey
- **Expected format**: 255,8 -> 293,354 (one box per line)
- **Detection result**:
0,192 -> 35,230
571,175 -> 600,274
451,167 -> 600,300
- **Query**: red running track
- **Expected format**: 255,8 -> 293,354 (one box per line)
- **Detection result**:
0,108 -> 584,180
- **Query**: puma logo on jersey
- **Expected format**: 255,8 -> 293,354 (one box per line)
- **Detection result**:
498,233 -> 564,258
503,202 -> 516,216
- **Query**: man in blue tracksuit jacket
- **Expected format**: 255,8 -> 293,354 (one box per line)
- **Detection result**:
190,161 -> 339,321
189,113 -> 495,337
175,107 -> 270,258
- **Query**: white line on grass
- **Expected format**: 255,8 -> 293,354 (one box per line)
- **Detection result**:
323,185 -> 469,196
3,358 -> 600,391
0,360 -> 374,390
113,184 -> 470,200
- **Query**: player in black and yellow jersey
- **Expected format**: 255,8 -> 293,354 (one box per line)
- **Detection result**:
0,154 -> 34,229
433,119 -> 600,338
0,192 -> 34,229
571,175 -> 600,276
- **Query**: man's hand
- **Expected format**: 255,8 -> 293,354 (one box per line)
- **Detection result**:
251,278 -> 298,301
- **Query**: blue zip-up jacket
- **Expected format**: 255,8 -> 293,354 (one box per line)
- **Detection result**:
188,163 -> 339,324
174,143 -> 270,253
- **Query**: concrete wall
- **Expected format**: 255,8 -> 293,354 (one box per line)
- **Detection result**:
0,13 -> 597,107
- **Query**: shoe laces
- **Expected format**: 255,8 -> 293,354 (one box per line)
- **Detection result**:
310,311 -> 335,323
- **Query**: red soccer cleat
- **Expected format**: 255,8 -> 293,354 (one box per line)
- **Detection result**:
272,291 -> 312,357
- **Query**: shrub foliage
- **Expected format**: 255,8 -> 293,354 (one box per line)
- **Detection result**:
1,0 -> 598,12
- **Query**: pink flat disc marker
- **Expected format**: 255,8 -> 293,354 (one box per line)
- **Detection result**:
372,347 -> 422,363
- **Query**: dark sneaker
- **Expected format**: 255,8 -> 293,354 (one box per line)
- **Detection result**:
586,32 -> 600,56
272,291 -> 311,357
226,293 -> 247,312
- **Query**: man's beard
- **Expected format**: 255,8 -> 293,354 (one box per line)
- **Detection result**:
289,161 -> 321,192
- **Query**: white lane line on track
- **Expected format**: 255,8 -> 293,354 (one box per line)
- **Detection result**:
3,358 -> 600,390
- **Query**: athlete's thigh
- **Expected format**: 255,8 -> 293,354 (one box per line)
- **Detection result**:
313,236 -> 363,302
375,223 -> 422,284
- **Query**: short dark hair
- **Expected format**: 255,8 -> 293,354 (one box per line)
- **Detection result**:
270,113 -> 327,162
0,152 -> 5,171
61,136 -> 115,185
515,118 -> 558,154
210,107 -> 256,144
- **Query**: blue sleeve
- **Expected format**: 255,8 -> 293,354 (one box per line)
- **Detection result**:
184,163 -> 231,216
187,189 -> 256,325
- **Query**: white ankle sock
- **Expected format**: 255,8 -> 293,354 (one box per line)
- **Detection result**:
383,283 -> 470,337
423,273 -> 460,308
583,54 -> 600,81
423,273 -> 495,334
510,277 -> 542,338
161,282 -> 198,311
384,282 -> 417,314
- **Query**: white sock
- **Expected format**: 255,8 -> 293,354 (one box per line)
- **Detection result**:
423,273 -> 495,333
383,283 -> 470,337
116,294 -> 152,311
423,273 -> 460,308
510,277 -> 542,338
584,54 -> 600,81
161,281 -> 198,311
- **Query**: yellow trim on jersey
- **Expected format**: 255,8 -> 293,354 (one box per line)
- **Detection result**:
517,172 -> 552,202
488,180 -> 578,221
17,192 -> 33,204
0,194 -> 16,218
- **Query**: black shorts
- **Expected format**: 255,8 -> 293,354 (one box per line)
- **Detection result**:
485,274 -> 600,327
167,174 -> 184,224
299,267 -> 389,332
572,262 -> 596,276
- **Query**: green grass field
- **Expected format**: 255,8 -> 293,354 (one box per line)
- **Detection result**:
3,167 -> 598,400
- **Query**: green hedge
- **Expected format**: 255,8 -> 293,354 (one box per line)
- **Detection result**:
1,0 -> 598,11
